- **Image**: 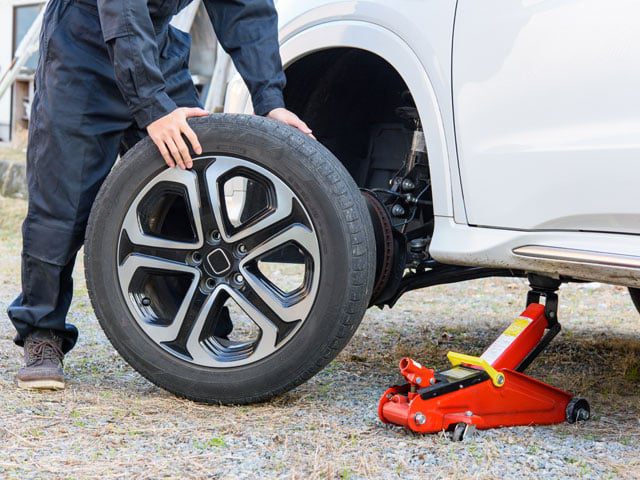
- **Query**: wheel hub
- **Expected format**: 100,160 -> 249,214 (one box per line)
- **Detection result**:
205,247 -> 232,276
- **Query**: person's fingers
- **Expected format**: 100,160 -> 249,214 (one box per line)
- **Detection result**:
152,136 -> 175,168
267,108 -> 315,137
182,123 -> 202,157
173,130 -> 193,168
287,115 -> 315,138
292,117 -> 313,135
166,137 -> 186,170
184,107 -> 210,118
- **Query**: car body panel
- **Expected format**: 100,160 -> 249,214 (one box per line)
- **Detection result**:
453,0 -> 640,234
430,216 -> 640,287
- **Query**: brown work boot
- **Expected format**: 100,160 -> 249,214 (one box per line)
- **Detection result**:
16,331 -> 65,390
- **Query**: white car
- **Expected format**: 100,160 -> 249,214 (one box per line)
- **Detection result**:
227,0 -> 640,290
85,0 -> 640,403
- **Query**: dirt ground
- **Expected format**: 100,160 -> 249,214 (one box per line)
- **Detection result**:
0,195 -> 639,479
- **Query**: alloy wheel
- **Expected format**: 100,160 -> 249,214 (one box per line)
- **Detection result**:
116,156 -> 321,368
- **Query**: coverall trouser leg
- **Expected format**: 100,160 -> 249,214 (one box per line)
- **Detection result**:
7,1 -> 202,353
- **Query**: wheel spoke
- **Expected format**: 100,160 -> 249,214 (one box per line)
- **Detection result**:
240,283 -> 302,341
239,224 -> 319,324
242,273 -> 314,324
118,230 -> 188,265
205,156 -> 294,243
118,254 -> 201,344
122,167 -> 204,250
185,285 -> 280,367
242,224 -> 319,266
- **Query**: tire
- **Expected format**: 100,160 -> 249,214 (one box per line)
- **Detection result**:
85,114 -> 376,404
629,288 -> 640,314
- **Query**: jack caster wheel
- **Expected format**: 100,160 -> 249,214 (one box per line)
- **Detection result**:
451,422 -> 476,441
566,397 -> 591,424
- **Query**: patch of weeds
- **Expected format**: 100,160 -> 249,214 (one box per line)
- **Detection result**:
624,363 -> 639,381
324,364 -> 338,374
563,456 -> 577,464
73,419 -> 87,427
447,445 -> 455,461
194,435 -> 226,449
73,287 -> 88,297
579,462 -> 591,476
342,467 -> 351,479
468,444 -> 483,462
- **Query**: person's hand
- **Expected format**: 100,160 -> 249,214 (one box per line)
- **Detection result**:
266,107 -> 315,138
147,107 -> 210,169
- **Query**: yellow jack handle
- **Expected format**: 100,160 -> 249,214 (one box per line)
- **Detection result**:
447,352 -> 506,388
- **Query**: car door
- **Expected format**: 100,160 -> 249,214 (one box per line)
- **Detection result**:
452,0 -> 640,234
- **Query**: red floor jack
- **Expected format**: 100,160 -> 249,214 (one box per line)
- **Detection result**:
379,275 -> 590,440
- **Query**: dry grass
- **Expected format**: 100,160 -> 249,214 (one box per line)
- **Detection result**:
0,195 -> 639,479
0,144 -> 27,164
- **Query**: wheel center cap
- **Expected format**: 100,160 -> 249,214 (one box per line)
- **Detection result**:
206,248 -> 231,276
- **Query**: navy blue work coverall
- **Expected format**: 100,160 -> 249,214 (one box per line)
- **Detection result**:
7,0 -> 286,353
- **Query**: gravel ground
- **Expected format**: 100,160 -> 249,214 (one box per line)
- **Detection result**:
0,196 -> 639,479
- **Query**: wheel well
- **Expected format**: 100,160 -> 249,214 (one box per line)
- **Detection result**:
284,48 -> 418,189
285,48 -> 438,305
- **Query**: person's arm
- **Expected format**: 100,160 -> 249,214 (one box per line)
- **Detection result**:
97,0 -> 208,169
204,0 -> 312,134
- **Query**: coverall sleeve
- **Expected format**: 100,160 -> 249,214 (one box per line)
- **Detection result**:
204,0 -> 286,116
97,0 -> 178,129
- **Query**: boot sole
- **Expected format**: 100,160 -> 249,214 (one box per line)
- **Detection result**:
17,379 -> 65,390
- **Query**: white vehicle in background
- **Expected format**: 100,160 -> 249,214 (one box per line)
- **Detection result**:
84,1 -> 640,404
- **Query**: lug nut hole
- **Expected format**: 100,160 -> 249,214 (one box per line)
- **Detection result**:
205,278 -> 216,290
191,252 -> 203,265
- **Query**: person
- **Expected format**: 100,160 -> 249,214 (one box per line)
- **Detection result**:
7,0 -> 312,390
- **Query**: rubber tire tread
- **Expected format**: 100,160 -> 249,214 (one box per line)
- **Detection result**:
84,114 -> 376,404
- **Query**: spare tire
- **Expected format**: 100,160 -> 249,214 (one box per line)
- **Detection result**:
85,114 -> 376,404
